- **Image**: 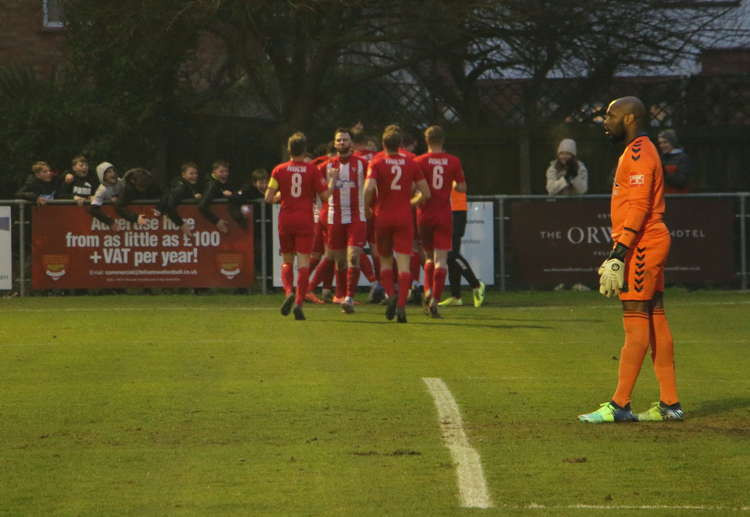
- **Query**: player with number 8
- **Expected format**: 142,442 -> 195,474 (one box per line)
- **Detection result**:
266,132 -> 329,320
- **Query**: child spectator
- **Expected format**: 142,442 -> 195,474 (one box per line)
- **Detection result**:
16,161 -> 66,205
237,168 -> 269,203
89,163 -> 125,230
154,162 -> 203,234
61,155 -> 100,206
545,138 -> 589,195
198,160 -> 246,233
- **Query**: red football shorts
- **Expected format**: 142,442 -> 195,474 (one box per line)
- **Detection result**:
375,218 -> 414,256
327,220 -> 367,250
418,216 -> 452,253
619,224 -> 671,302
278,215 -> 313,255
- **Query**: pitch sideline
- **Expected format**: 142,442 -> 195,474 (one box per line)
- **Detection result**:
422,377 -> 494,509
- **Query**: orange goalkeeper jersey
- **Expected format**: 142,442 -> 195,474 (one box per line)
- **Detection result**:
610,134 -> 666,248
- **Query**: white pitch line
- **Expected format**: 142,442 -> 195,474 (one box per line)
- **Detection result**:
422,377 -> 494,509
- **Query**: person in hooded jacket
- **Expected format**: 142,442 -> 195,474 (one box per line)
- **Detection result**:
546,138 -> 589,196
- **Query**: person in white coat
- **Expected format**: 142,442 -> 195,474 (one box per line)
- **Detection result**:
546,138 -> 588,195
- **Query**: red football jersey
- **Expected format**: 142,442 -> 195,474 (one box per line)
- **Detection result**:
366,153 -> 424,220
270,160 -> 327,219
321,154 -> 368,225
414,152 -> 466,219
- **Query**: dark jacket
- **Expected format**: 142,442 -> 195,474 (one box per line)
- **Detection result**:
156,177 -> 203,227
198,174 -> 245,226
115,182 -> 162,223
661,149 -> 690,193
15,174 -> 64,202
59,171 -> 100,200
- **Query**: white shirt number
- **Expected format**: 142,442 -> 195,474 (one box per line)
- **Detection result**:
290,173 -> 302,197
432,165 -> 444,190
390,165 -> 402,191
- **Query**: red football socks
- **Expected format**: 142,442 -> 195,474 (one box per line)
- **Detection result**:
397,272 -> 411,308
381,269 -> 395,297
360,254 -> 376,283
346,266 -> 360,298
423,261 -> 435,296
281,262 -> 294,296
433,266 -> 447,302
295,266 -> 309,306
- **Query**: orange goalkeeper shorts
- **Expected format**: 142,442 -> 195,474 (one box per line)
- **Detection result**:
619,222 -> 671,302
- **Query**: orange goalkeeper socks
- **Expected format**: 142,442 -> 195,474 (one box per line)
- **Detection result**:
650,308 -> 680,406
612,310 -> 650,408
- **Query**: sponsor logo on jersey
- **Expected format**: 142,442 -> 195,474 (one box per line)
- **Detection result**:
629,174 -> 645,185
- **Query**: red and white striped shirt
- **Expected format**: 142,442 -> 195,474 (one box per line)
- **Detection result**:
324,155 -> 368,225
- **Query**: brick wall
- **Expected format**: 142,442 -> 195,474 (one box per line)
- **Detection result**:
0,0 -> 66,78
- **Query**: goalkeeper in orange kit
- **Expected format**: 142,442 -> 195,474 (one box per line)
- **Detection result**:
579,96 -> 683,424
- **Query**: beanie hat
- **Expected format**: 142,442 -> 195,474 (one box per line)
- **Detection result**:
658,129 -> 679,148
96,162 -> 114,182
557,138 -> 577,156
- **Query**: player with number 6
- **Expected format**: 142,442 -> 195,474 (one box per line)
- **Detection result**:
414,126 -> 467,318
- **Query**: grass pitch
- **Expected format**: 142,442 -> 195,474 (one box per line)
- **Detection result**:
1,289 -> 749,516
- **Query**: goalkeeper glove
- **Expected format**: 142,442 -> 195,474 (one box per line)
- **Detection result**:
598,243 -> 628,298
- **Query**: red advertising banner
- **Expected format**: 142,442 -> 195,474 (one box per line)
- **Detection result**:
510,198 -> 736,288
32,205 -> 253,289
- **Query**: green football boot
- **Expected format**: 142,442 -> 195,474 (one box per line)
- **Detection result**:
578,401 -> 636,423
636,401 -> 684,422
473,282 -> 486,308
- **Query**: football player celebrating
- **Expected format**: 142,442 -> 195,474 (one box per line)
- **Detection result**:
414,126 -> 467,318
579,97 -> 682,423
266,132 -> 329,321
364,125 -> 430,323
322,127 -> 370,313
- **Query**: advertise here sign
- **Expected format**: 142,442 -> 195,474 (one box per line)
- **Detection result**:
32,205 -> 253,288
510,198 -> 735,288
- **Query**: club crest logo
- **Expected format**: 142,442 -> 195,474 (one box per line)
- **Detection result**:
43,254 -> 69,280
217,253 -> 242,279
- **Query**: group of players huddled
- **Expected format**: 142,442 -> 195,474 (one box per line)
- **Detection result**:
266,123 -> 483,322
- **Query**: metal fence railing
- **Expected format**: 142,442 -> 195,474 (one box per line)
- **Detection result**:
2,192 -> 748,296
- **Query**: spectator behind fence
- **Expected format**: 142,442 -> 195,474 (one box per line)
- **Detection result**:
154,162 -> 203,235
545,138 -> 588,196
237,168 -> 269,204
658,129 -> 690,193
198,160 -> 246,233
16,161 -> 68,205
61,155 -> 100,206
115,168 -> 160,226
89,163 -> 125,230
